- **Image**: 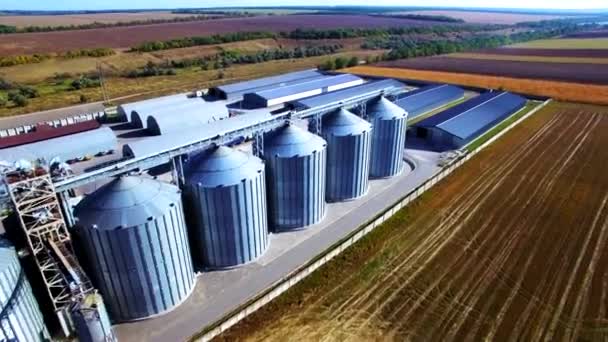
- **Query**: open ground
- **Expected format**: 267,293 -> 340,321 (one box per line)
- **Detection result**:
218,101 -> 608,341
394,10 -> 569,24
0,11 -> 198,27
345,66 -> 608,105
0,15 -> 443,56
511,38 -> 608,49
378,56 -> 608,85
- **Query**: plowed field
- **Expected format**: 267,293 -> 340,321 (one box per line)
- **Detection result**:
217,102 -> 608,341
0,15 -> 437,56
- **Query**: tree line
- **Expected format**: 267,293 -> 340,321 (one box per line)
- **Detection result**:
0,48 -> 115,68
130,31 -> 277,52
126,44 -> 342,78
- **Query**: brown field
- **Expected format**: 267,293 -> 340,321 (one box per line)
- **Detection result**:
448,53 -> 608,65
378,56 -> 608,84
563,29 -> 608,39
0,15 -> 438,56
0,11 -> 197,28
475,47 -> 608,58
344,66 -> 608,105
218,101 -> 608,341
395,10 -> 568,24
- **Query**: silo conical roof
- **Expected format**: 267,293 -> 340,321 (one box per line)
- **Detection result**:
368,97 -> 407,120
323,108 -> 372,136
186,146 -> 264,187
74,176 -> 179,230
265,124 -> 326,158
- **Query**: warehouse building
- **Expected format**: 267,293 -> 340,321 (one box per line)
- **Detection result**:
146,102 -> 230,136
118,93 -> 190,123
291,79 -> 406,109
211,69 -> 324,100
413,91 -> 526,149
0,127 -> 117,163
395,84 -> 464,119
243,74 -> 364,108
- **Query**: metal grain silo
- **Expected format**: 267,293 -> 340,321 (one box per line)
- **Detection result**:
322,108 -> 372,202
74,176 -> 195,322
0,239 -> 49,342
263,124 -> 327,230
368,97 -> 408,178
184,146 -> 268,269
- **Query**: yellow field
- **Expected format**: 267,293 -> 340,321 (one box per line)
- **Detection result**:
511,38 -> 608,49
345,66 -> 608,105
447,52 -> 608,65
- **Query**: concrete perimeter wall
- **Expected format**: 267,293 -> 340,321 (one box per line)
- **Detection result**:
194,99 -> 552,341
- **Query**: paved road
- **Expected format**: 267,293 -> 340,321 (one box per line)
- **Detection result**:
0,102 -> 105,130
114,148 -> 441,342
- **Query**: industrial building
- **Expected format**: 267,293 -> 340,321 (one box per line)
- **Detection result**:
368,97 -> 409,178
74,177 -> 195,322
413,91 -> 527,149
244,74 -> 364,108
322,108 -> 372,202
395,84 -> 464,119
146,101 -> 230,136
184,146 -> 269,269
0,239 -> 49,342
291,79 -> 406,109
0,126 -> 116,163
211,69 -> 324,100
263,124 -> 327,230
0,67 -> 536,341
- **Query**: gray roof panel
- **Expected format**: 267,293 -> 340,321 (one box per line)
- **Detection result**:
294,79 -> 406,109
250,74 -> 364,101
216,69 -> 322,96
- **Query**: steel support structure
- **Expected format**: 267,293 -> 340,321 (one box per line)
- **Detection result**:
6,173 -> 92,334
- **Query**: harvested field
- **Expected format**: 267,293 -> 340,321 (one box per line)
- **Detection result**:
218,101 -> 608,342
397,10 -> 568,24
474,47 -> 608,58
378,56 -> 608,84
563,30 -> 608,39
0,15 -> 439,56
511,38 -> 608,49
344,66 -> 608,105
0,11 -> 198,28
447,53 -> 608,65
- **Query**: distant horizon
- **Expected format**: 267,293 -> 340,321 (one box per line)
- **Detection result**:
2,3 -> 608,12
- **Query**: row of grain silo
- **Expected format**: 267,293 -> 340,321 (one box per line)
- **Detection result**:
69,96 -> 407,324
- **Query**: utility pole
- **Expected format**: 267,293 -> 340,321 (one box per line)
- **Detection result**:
97,62 -> 109,104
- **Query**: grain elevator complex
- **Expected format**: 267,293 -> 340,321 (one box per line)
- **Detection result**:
0,68 -> 528,341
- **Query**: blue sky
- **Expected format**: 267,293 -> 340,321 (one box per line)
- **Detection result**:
2,1 -> 607,11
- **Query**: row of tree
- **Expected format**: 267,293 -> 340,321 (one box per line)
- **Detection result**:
0,48 -> 115,68
130,31 -> 276,52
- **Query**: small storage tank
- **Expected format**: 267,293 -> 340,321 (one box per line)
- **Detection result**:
263,124 -> 327,230
184,146 -> 269,269
74,176 -> 195,322
322,108 -> 372,202
368,97 -> 408,178
0,239 -> 49,342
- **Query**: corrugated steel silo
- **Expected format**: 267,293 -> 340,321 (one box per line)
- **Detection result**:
184,146 -> 268,269
263,124 -> 327,230
368,97 -> 408,178
322,108 -> 372,202
74,176 -> 195,322
0,239 -> 49,342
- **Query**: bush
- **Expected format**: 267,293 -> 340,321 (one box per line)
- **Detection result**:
319,59 -> 335,71
334,57 -> 347,69
0,78 -> 13,90
79,94 -> 89,103
347,56 -> 359,67
70,76 -> 100,90
12,94 -> 28,107
18,85 -> 39,98
0,96 -> 6,107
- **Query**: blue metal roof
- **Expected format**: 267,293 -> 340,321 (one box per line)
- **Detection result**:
216,69 -> 323,97
395,84 -> 464,119
123,111 -> 272,158
323,108 -> 372,136
416,91 -> 527,140
186,145 -> 264,187
249,74 -> 364,101
264,124 -> 327,158
0,127 -> 116,163
294,79 -> 406,109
